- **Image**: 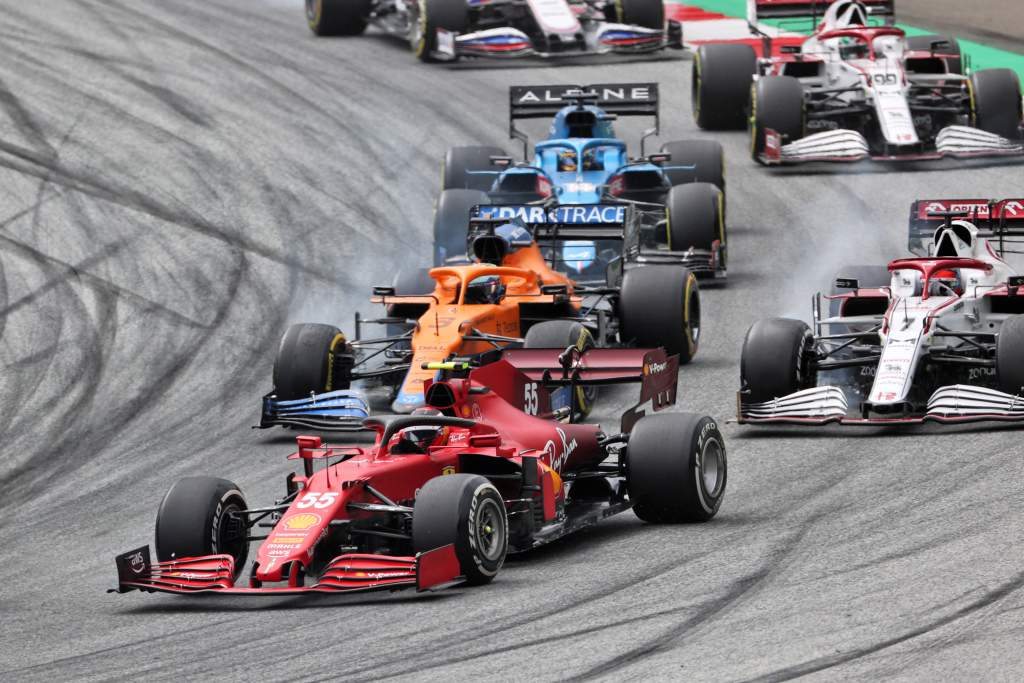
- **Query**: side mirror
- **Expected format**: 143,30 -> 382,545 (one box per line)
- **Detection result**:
834,277 -> 859,290
489,155 -> 513,167
780,45 -> 801,54
1009,275 -> 1024,296
929,39 -> 951,52
646,153 -> 671,165
541,284 -> 569,296
373,286 -> 396,296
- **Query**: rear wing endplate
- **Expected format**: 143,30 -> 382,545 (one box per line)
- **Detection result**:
907,198 -> 1024,256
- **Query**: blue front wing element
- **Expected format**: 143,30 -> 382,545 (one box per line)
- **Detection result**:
261,390 -> 371,431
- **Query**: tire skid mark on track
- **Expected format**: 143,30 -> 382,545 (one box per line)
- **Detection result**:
741,569 -> 1024,683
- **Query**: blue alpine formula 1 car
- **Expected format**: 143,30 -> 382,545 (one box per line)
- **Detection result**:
433,83 -> 728,280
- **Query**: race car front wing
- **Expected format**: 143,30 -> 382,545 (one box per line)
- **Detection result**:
758,126 -> 1024,164
738,384 -> 1024,425
111,544 -> 461,596
434,21 -> 681,60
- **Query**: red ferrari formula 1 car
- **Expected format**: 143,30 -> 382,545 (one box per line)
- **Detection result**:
113,346 -> 726,596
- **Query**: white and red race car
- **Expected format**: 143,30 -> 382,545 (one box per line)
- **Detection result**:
305,0 -> 682,62
692,0 -> 1024,163
738,198 -> 1024,425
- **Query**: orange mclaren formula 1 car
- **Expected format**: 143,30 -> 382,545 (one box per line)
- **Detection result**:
261,204 -> 702,428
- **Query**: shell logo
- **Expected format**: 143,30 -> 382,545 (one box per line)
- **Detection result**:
441,465 -> 456,476
284,513 -> 321,530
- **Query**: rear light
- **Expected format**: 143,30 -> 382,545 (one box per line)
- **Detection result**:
536,174 -> 552,198
607,174 -> 625,197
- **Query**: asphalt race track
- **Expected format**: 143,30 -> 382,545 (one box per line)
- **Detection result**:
1,1 -> 1023,680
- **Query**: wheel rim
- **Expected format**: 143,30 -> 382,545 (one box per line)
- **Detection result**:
475,498 -> 505,562
687,285 -> 701,346
215,501 -> 248,569
701,438 -> 724,497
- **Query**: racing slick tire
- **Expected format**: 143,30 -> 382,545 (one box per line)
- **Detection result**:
741,318 -> 816,403
413,474 -> 508,586
614,0 -> 664,30
619,265 -> 700,364
750,76 -> 805,163
412,0 -> 468,62
524,320 -> 597,419
996,315 -> 1024,396
306,0 -> 372,36
628,413 -> 726,523
659,139 -> 725,192
155,477 -> 249,578
970,69 -> 1023,141
442,146 -> 507,192
433,188 -> 489,266
692,43 -> 757,130
665,182 -> 725,268
906,35 -> 962,75
273,322 -> 348,400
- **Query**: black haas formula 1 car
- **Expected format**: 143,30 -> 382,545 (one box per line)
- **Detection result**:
113,346 -> 726,596
304,0 -> 682,62
692,0 -> 1023,164
738,198 -> 1024,425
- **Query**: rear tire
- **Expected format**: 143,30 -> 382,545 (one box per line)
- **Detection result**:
659,139 -> 725,192
628,413 -> 726,523
524,320 -> 597,419
412,0 -> 468,62
615,0 -> 664,29
273,323 -> 347,399
741,318 -> 815,403
970,69 -> 1023,141
306,0 -> 372,36
442,146 -> 506,192
413,474 -> 507,585
665,183 -> 725,267
692,43 -> 757,130
750,76 -> 805,163
619,265 -> 700,363
433,188 -> 489,266
155,477 -> 249,577
997,315 -> 1024,395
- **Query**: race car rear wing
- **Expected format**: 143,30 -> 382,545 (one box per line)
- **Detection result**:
509,83 -> 658,157
907,198 -> 1024,256
749,0 -> 894,24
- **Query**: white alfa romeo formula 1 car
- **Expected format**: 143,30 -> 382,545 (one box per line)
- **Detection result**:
692,0 -> 1023,163
738,198 -> 1024,425
304,0 -> 682,62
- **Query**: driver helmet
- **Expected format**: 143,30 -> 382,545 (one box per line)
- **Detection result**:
464,275 -> 503,305
558,150 -> 578,172
390,408 -> 449,454
581,148 -> 602,171
930,268 -> 963,296
838,37 -> 869,60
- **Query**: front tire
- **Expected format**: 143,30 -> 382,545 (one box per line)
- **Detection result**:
741,318 -> 816,403
619,265 -> 700,363
997,315 -> 1024,395
665,182 -> 725,267
524,320 -> 597,419
615,0 -> 664,29
413,474 -> 508,585
412,0 -> 468,62
692,43 -> 757,130
628,413 -> 726,523
273,323 -> 347,400
306,0 -> 372,36
750,76 -> 805,163
443,146 -> 507,192
155,477 -> 249,577
970,69 -> 1023,141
